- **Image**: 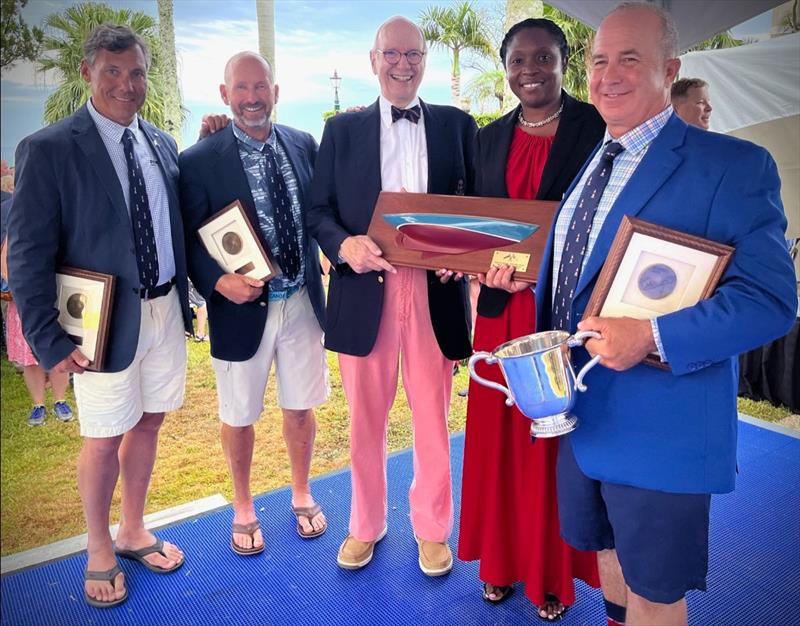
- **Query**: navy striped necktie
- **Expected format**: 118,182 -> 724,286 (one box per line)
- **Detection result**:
122,129 -> 159,290
264,144 -> 300,280
552,141 -> 624,331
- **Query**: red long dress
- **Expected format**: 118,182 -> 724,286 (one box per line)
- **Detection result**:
457,128 -> 600,608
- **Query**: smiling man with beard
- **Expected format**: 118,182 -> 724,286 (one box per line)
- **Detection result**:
307,16 -> 476,575
179,52 -> 329,555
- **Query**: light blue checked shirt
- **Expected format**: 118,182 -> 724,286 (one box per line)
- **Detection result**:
552,106 -> 674,359
87,98 -> 175,286
232,123 -> 306,296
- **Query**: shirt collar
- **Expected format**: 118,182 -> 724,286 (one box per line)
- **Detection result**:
379,95 -> 421,128
86,97 -> 140,144
604,105 -> 673,155
232,122 -> 276,152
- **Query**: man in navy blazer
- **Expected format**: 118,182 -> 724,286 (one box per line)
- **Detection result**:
7,25 -> 191,608
521,4 -> 795,625
307,16 -> 474,576
179,52 -> 329,554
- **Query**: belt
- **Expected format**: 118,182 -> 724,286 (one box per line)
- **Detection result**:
267,283 -> 301,301
140,277 -> 175,300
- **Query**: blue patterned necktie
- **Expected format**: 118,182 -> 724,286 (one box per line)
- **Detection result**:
264,144 -> 300,280
552,141 -> 624,331
122,129 -> 159,290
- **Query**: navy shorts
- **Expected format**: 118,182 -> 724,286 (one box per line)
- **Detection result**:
556,436 -> 711,604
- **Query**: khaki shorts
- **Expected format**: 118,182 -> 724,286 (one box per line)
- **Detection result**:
74,287 -> 187,438
212,287 -> 329,426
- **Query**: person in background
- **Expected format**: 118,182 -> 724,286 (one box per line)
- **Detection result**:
457,18 -> 604,621
7,24 -> 191,608
307,16 -> 475,576
489,3 -> 794,624
187,279 -> 208,341
671,77 -> 712,129
180,51 -> 329,555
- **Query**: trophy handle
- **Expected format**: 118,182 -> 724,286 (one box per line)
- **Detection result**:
567,331 -> 603,392
467,352 -> 515,407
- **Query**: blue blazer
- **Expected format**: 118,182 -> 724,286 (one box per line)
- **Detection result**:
7,105 -> 191,372
536,114 -> 797,494
178,123 -> 325,362
306,99 -> 475,361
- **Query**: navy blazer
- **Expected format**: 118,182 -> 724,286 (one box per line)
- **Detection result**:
474,92 -> 605,317
179,123 -> 325,362
307,99 -> 476,361
535,114 -> 796,494
7,105 -> 191,372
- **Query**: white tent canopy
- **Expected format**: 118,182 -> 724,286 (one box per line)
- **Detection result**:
680,33 -> 800,239
551,0 -> 785,51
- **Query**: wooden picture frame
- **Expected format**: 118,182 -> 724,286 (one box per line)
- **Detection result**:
197,200 -> 280,282
55,267 -> 115,371
366,192 -> 558,282
583,216 -> 734,370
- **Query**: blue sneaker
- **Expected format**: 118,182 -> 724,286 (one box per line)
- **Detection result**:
27,405 -> 46,427
53,401 -> 74,422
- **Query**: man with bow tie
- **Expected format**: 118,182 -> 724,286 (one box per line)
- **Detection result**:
307,15 -> 476,576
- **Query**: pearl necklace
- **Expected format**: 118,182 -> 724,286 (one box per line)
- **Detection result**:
518,100 -> 564,128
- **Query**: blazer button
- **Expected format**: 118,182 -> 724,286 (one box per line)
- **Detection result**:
131,287 -> 138,294
377,275 -> 384,284
260,302 -> 267,307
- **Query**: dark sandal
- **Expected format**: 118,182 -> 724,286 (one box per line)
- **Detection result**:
291,503 -> 327,539
482,582 -> 513,604
84,564 -> 128,608
231,520 -> 265,556
536,593 -> 568,622
115,538 -> 185,573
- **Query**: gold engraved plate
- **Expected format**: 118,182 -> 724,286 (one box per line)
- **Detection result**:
491,250 -> 530,272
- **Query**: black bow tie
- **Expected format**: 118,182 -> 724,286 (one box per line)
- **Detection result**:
391,105 -> 421,124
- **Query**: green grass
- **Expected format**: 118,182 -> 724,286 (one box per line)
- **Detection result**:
1,343 -> 793,556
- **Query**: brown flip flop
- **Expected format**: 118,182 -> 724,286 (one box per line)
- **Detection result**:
114,538 -> 184,573
231,520 -> 265,556
84,564 -> 128,608
291,503 -> 327,539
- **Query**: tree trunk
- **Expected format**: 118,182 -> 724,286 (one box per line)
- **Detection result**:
451,47 -> 461,107
502,0 -> 543,113
156,0 -> 182,145
256,0 -> 276,72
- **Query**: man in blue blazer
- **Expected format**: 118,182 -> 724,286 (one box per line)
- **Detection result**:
7,26 -> 191,607
519,5 -> 796,625
307,16 -> 474,576
179,52 -> 329,555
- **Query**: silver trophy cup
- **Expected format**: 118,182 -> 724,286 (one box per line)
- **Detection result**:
468,330 -> 602,438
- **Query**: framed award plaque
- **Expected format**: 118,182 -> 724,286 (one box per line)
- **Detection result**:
197,200 -> 279,282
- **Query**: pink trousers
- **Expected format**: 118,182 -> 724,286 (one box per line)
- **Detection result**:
339,267 -> 454,543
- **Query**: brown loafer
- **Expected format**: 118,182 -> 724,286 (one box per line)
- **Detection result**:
417,538 -> 453,576
336,527 -> 387,570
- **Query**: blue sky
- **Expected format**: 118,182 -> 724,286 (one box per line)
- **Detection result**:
0,0 -> 773,164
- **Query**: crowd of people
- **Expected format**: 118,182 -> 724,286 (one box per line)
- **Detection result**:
3,2 -> 796,624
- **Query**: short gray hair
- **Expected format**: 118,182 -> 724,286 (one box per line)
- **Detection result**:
612,1 -> 679,59
83,24 -> 151,70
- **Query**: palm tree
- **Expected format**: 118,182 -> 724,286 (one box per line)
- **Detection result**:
418,1 -> 494,107
465,68 -> 505,112
255,0 -> 276,71
156,0 -> 183,145
542,4 -> 595,103
37,2 -> 169,127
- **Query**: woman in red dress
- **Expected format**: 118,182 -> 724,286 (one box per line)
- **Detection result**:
457,19 -> 606,621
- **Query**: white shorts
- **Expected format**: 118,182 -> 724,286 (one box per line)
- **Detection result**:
212,287 -> 329,426
74,287 -> 187,438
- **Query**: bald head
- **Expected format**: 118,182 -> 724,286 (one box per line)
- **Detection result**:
220,51 -> 278,141
370,16 -> 427,107
373,16 -> 426,52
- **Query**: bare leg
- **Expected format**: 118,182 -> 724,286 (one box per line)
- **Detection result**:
195,305 -> 208,338
221,423 -> 263,550
283,408 -> 326,533
114,412 -> 183,569
78,435 -> 127,604
599,549 -> 627,608
48,369 -> 70,402
22,364 -> 46,405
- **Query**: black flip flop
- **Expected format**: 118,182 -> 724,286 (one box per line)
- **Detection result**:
536,593 -> 569,622
482,582 -> 514,604
84,564 -> 128,608
115,538 -> 185,573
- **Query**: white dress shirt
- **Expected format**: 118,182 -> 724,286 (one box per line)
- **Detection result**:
379,95 -> 428,193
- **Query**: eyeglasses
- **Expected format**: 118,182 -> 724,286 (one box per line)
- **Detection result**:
375,49 -> 426,65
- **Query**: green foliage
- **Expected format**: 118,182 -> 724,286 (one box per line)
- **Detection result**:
419,1 -> 494,104
542,3 -> 595,103
465,68 -> 505,112
1,0 -> 44,71
683,31 -> 745,54
472,111 -> 502,127
36,2 -> 170,127
322,110 -> 336,122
